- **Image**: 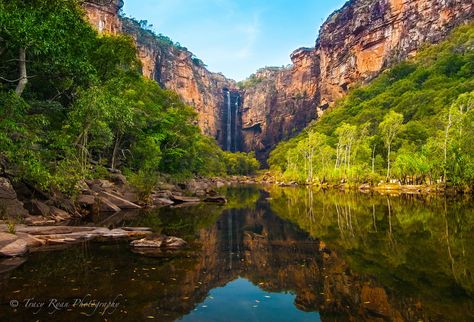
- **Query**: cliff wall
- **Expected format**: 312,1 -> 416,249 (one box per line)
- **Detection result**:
242,0 -> 474,161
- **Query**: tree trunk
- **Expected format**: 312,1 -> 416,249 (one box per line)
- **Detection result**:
15,48 -> 27,96
386,144 -> 391,181
111,134 -> 122,169
372,144 -> 376,173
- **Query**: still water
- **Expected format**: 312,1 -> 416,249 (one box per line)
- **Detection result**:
0,185 -> 473,321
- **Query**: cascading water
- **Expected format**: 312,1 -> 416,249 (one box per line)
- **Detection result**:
234,96 -> 239,152
226,90 -> 232,151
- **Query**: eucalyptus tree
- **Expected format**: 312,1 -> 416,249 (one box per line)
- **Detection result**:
379,111 -> 404,181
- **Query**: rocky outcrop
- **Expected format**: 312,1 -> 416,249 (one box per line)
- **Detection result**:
83,0 -> 474,160
119,18 -> 239,144
0,225 -> 152,256
241,50 -> 320,162
242,0 -> 474,160
82,3 -> 238,146
82,0 -> 123,35
0,177 -> 28,219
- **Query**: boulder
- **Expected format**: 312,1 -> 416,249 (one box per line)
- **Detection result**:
0,233 -> 28,257
96,179 -> 114,189
122,192 -> 140,204
0,177 -> 28,218
102,228 -> 129,238
49,207 -> 72,221
77,195 -> 96,207
100,191 -> 141,209
170,195 -> 200,203
155,190 -> 173,198
109,173 -> 127,185
157,183 -> 176,191
152,197 -> 174,206
25,199 -> 51,217
0,232 -> 17,248
98,197 -> 121,212
23,216 -> 56,226
204,196 -> 227,204
16,232 -> 45,248
47,197 -> 78,217
130,235 -> 187,249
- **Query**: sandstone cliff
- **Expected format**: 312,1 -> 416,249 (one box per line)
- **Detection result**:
83,0 -> 474,161
82,0 -> 123,35
82,1 -> 237,146
242,0 -> 474,161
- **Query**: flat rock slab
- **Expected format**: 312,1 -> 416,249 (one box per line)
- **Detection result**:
100,191 -> 141,209
0,236 -> 28,257
170,195 -> 200,203
153,198 -> 175,206
131,235 -> 187,249
16,226 -> 97,235
1,225 -> 151,250
98,196 -> 121,212
0,232 -> 18,249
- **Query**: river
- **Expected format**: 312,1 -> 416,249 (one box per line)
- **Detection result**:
0,185 -> 473,321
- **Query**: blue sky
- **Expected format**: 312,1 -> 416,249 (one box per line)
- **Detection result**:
122,0 -> 348,81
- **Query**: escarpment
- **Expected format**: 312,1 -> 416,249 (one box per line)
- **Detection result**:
241,0 -> 474,161
83,0 -> 474,161
82,1 -> 238,147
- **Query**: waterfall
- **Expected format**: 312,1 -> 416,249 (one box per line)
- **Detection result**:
234,96 -> 239,152
226,91 -> 232,151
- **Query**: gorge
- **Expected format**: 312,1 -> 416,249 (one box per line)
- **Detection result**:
1,1 -> 474,321
84,0 -> 474,162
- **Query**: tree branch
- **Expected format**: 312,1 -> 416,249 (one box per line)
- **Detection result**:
0,75 -> 36,83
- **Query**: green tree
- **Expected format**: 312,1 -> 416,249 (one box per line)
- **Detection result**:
379,111 -> 404,180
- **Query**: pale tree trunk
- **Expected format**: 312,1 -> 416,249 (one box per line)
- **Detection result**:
386,143 -> 391,181
372,144 -> 376,173
15,48 -> 27,96
111,134 -> 122,169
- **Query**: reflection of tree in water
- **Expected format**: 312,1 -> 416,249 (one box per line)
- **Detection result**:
1,187 -> 473,321
267,186 -> 474,320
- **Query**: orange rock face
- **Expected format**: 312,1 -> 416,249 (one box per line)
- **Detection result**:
83,0 -> 474,159
82,0 -> 122,35
83,2 -> 236,144
241,49 -> 320,161
242,0 -> 474,160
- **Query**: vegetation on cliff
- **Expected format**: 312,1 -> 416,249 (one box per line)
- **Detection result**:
0,0 -> 258,196
269,24 -> 474,189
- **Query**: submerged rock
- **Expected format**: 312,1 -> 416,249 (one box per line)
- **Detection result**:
130,235 -> 187,249
203,196 -> 227,204
0,257 -> 27,273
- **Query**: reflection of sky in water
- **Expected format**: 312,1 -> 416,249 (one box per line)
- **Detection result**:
179,278 -> 321,322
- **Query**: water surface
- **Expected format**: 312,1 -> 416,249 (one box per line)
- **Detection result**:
0,186 -> 473,321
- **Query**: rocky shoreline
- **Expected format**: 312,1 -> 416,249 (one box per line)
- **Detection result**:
0,171 -> 247,229
0,224 -> 189,273
255,172 -> 470,195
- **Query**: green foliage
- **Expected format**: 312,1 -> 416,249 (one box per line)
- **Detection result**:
237,74 -> 264,89
0,0 -> 257,197
223,152 -> 260,176
269,24 -> 474,187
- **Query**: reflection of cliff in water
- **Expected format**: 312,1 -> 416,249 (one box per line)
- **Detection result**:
1,187 -> 473,321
